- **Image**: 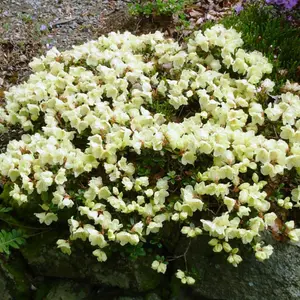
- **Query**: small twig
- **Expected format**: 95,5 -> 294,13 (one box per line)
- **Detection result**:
135,17 -> 143,32
215,204 -> 224,216
26,228 -> 53,238
178,105 -> 185,118
0,217 -> 49,231
183,239 -> 191,271
106,9 -> 118,17
273,125 -> 278,138
167,238 -> 191,272
51,18 -> 77,27
206,208 -> 216,216
168,186 -> 180,193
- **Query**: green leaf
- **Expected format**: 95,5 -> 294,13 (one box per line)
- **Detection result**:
0,206 -> 13,213
0,183 -> 13,202
41,192 -> 49,203
0,229 -> 27,256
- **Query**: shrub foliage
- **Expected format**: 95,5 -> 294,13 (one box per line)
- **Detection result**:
0,25 -> 300,283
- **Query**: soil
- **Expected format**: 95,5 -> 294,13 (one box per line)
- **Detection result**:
0,0 -> 134,90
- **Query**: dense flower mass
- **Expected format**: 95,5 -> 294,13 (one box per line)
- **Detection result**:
0,25 -> 300,284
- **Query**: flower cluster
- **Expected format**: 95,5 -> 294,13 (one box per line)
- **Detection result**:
151,260 -> 167,274
0,25 -> 300,285
176,269 -> 195,285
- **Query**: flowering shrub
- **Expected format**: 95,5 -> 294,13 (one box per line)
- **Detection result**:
0,25 -> 300,284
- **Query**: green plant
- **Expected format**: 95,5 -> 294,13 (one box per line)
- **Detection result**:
3,23 -> 10,31
0,203 -> 48,257
129,0 -> 190,17
19,13 -> 34,24
0,205 -> 12,213
0,229 -> 26,256
120,243 -> 146,260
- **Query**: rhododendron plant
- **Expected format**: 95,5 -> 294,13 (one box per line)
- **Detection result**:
0,25 -> 300,284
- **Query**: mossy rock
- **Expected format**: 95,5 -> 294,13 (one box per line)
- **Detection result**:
0,268 -> 13,300
21,231 -> 163,292
145,292 -> 163,300
43,280 -> 93,300
173,234 -> 300,300
0,254 -> 32,300
114,293 -> 162,300
115,297 -> 144,300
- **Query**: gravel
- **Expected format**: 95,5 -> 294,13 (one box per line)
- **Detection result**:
0,0 -> 132,49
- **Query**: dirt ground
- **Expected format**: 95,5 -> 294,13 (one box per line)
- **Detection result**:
0,0 -> 137,90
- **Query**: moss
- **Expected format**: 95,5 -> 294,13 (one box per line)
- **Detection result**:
33,281 -> 53,300
116,297 -> 143,300
145,292 -> 164,300
0,254 -> 32,299
21,230 -> 163,293
0,268 -> 13,300
44,280 -> 92,300
133,256 -> 164,292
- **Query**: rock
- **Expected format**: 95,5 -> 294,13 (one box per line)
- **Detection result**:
173,234 -> 300,300
145,292 -> 163,300
21,231 -> 163,293
0,268 -> 13,300
44,280 -> 93,300
0,254 -> 32,299
115,297 -> 144,300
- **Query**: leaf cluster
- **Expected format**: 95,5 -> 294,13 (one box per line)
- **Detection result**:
128,0 -> 190,17
0,229 -> 26,256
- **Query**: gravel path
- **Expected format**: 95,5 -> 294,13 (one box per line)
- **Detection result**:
0,0 -> 135,89
0,0 -> 132,49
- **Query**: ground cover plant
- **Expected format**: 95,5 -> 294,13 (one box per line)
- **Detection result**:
0,19 -> 300,286
216,3 -> 300,85
129,0 -> 191,17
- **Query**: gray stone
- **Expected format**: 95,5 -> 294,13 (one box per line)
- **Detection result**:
21,231 -> 163,293
174,234 -> 300,300
115,297 -> 144,300
0,255 -> 32,299
145,292 -> 163,300
44,280 -> 92,300
0,269 -> 13,300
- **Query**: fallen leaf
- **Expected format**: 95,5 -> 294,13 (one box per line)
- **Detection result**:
0,89 -> 5,98
189,9 -> 203,18
196,17 -> 205,24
